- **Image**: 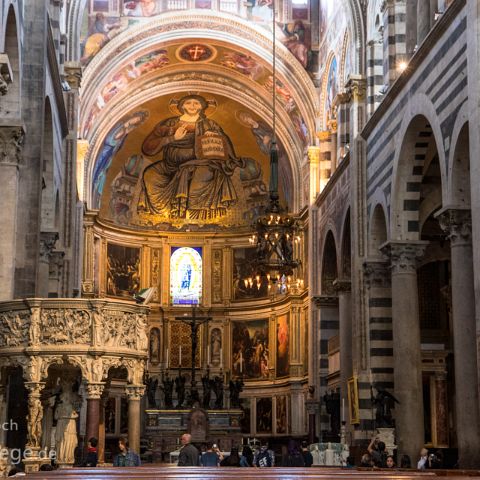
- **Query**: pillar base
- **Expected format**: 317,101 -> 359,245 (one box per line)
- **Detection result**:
23,447 -> 50,473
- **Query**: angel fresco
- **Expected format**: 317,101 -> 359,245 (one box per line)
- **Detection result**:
138,94 -> 246,220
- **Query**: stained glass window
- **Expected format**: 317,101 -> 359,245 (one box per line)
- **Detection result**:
170,247 -> 202,305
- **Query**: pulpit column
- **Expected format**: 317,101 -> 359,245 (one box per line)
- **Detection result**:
24,382 -> 46,473
85,383 -> 105,450
381,241 -> 427,462
126,385 -> 145,455
437,208 -> 480,467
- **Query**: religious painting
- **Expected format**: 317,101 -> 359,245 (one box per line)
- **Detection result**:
123,0 -> 162,17
149,328 -> 161,364
106,243 -> 140,298
280,20 -> 311,70
256,397 -> 272,433
276,395 -> 288,434
248,0 -> 273,22
231,319 -> 269,380
92,111 -> 149,209
347,376 -> 360,424
326,57 -> 338,120
240,398 -> 251,434
291,0 -> 309,20
233,248 -> 268,300
170,247 -> 202,305
276,314 -> 289,378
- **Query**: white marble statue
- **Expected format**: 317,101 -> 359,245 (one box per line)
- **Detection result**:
54,390 -> 78,465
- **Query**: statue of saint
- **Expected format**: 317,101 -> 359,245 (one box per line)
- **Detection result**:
201,374 -> 213,409
145,376 -> 158,409
175,372 -> 186,408
229,378 -> 244,408
212,376 -> 224,409
372,385 -> 400,428
55,390 -> 79,465
161,374 -> 174,408
26,396 -> 42,448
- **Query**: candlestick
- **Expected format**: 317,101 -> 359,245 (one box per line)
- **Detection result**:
342,397 -> 345,423
208,345 -> 211,366
220,347 -> 223,369
166,348 -> 169,367
239,351 -> 243,374
179,346 -> 182,367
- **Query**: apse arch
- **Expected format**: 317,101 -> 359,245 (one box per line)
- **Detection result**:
368,203 -> 388,257
339,209 -> 351,278
320,229 -> 338,296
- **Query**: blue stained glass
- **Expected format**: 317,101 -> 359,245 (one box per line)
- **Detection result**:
170,247 -> 202,305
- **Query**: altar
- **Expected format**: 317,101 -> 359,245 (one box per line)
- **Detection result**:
145,407 -> 244,461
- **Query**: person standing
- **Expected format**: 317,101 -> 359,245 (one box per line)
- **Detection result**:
113,437 -> 141,467
301,441 -> 313,467
178,433 -> 200,466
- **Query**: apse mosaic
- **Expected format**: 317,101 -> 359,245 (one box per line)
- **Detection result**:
231,319 -> 269,380
95,93 -> 295,230
170,247 -> 203,305
106,243 -> 140,297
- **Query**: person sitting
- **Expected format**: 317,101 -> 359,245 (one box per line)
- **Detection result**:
113,437 -> 141,467
400,454 -> 412,468
417,447 -> 429,469
285,441 -> 305,467
83,437 -> 99,467
386,455 -> 396,468
220,446 -> 241,466
201,442 -> 221,466
301,441 -> 313,467
360,452 -> 373,467
368,436 -> 387,467
240,445 -> 253,467
255,444 -> 273,467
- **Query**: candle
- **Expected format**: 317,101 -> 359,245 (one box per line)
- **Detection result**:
342,398 -> 345,422
166,348 -> 169,366
369,369 -> 373,385
179,346 -> 182,367
208,345 -> 211,366
239,351 -> 243,374
220,347 -> 223,369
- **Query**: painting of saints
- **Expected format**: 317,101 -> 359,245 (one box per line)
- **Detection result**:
256,397 -> 272,433
276,396 -> 287,434
138,95 -> 246,220
92,110 -> 148,208
276,315 -> 289,378
81,13 -> 121,65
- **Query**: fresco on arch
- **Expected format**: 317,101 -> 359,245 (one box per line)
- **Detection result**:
95,93 -> 300,230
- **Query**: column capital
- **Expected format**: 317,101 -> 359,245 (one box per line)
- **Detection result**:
125,385 -> 145,401
63,62 -> 82,90
24,382 -> 46,397
0,125 -> 25,165
345,75 -> 367,102
363,259 -> 391,288
316,131 -> 331,142
313,295 -> 338,307
333,278 -> 351,293
85,382 -> 106,400
435,207 -> 472,246
39,231 -> 59,264
307,145 -> 321,163
380,241 -> 428,274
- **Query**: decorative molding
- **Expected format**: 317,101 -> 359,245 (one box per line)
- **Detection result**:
39,232 -> 59,264
85,382 -> 105,399
312,295 -> 339,307
125,384 -> 146,401
345,74 -> 367,103
332,278 -> 352,294
64,62 -> 82,90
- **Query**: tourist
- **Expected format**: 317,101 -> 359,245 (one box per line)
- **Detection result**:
220,446 -> 241,466
178,433 -> 200,466
386,455 -> 396,468
240,445 -> 253,467
201,442 -> 221,466
417,448 -> 429,469
113,437 -> 141,467
301,440 -> 313,467
400,454 -> 411,468
285,440 -> 305,467
368,436 -> 387,467
83,437 -> 99,467
360,453 -> 373,467
255,444 -> 273,467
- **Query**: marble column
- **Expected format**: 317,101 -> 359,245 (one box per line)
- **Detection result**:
437,208 -> 480,468
85,383 -> 105,450
417,0 -> 431,45
305,398 -> 320,444
0,125 -> 25,301
381,241 -> 427,462
334,279 -> 352,422
434,372 -> 448,447
126,385 -> 145,455
24,382 -> 46,473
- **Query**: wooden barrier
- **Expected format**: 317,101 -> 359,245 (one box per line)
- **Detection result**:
26,466 -> 480,480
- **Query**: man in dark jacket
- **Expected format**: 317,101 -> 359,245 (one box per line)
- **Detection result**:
178,433 -> 200,466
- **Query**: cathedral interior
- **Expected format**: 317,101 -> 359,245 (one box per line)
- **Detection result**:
1,0 -> 480,473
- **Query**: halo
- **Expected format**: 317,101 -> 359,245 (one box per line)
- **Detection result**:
235,109 -> 261,128
168,94 -> 218,116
